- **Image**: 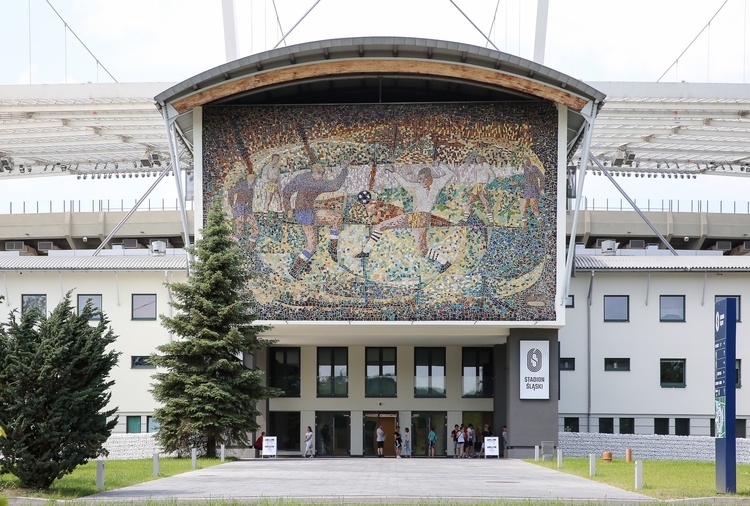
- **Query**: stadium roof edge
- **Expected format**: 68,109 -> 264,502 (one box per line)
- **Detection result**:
154,36 -> 606,109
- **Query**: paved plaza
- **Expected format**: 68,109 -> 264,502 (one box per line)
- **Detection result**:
75,457 -> 652,503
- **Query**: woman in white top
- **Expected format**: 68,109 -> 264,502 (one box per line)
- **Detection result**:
304,426 -> 314,458
403,427 -> 412,458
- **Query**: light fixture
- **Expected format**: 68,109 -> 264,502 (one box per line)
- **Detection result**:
0,156 -> 13,172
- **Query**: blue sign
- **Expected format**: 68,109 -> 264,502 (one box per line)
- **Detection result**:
715,297 -> 736,494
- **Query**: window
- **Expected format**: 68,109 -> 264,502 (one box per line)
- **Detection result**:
654,417 -> 669,435
603,295 -> 629,321
565,295 -> 575,308
21,294 -> 47,316
560,357 -> 576,371
619,418 -> 635,434
77,294 -> 103,320
132,294 -> 157,320
660,358 -> 686,387
604,358 -> 630,371
269,347 -> 300,397
660,295 -> 685,322
365,347 -> 397,397
737,419 -> 747,439
716,296 -> 741,322
462,347 -> 493,397
146,416 -> 160,433
131,356 -> 155,369
317,347 -> 348,397
564,417 -> 579,432
414,347 -> 446,398
599,418 -> 613,434
126,416 -> 142,434
268,412 -> 301,451
675,418 -> 690,436
737,359 -> 742,388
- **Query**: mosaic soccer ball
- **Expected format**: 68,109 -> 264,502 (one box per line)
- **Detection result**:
357,190 -> 372,205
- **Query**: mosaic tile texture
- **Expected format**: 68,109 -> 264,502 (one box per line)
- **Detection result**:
202,103 -> 558,321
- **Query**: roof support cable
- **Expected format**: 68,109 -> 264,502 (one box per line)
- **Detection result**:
486,0 -> 501,49
590,155 -> 679,256
44,0 -> 118,83
449,0 -> 500,52
273,0 -> 322,50
271,0 -> 287,47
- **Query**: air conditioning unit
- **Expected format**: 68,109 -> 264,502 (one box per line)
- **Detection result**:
627,239 -> 646,249
37,241 -> 58,251
122,238 -> 142,249
595,238 -> 616,248
5,241 -> 25,251
150,239 -> 172,249
713,241 -> 732,252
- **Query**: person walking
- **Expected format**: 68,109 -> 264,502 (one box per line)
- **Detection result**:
376,423 -> 386,457
403,427 -> 412,458
501,426 -> 508,458
304,426 -> 314,458
394,429 -> 403,458
254,431 -> 265,458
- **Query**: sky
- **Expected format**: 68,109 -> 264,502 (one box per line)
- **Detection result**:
1,0 -> 750,211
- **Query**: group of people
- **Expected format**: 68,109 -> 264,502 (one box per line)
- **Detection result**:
226,153 -> 546,280
451,423 -> 508,458
376,424 -> 413,458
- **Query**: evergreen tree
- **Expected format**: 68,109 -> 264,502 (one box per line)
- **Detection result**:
150,200 -> 278,458
0,294 -> 119,489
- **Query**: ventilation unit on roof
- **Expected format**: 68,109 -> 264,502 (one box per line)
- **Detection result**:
626,239 -> 646,249
151,241 -> 167,255
713,241 -> 732,252
37,241 -> 57,252
595,238 -> 616,248
5,241 -> 24,251
601,240 -> 617,256
122,238 -> 141,249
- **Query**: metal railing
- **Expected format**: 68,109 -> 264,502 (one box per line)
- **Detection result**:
578,198 -> 750,214
0,199 -> 194,214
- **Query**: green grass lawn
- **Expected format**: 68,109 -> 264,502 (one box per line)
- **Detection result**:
531,457 -> 750,499
0,458 -> 226,499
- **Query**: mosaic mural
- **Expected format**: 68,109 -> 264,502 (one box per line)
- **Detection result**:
202,103 -> 558,321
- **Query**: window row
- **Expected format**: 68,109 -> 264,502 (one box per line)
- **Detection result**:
125,415 -> 160,433
563,417 -> 748,438
20,293 -> 158,320
269,346 -> 494,398
561,357 -> 742,388
602,295 -> 740,322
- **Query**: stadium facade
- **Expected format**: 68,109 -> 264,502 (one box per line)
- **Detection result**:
1,38 -> 749,457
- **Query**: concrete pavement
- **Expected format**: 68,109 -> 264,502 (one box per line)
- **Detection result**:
77,457 -> 654,503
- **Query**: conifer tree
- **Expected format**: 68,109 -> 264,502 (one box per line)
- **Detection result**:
150,200 -> 278,458
0,294 -> 119,489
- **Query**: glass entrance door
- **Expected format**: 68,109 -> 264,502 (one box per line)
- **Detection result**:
363,412 -> 398,456
411,411 -> 447,457
315,412 -> 350,456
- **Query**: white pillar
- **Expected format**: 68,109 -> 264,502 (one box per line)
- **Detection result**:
153,452 -> 159,476
96,459 -> 105,490
635,460 -> 643,490
589,453 -> 596,476
557,448 -> 563,468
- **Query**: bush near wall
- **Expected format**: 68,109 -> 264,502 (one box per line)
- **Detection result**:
559,432 -> 750,463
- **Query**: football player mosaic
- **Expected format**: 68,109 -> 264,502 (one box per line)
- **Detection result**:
202,103 -> 558,321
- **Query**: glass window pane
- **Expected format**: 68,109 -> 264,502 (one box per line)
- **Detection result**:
660,295 -> 685,321
365,347 -> 396,397
660,359 -> 686,387
604,295 -> 628,321
132,294 -> 157,319
716,296 -> 741,322
126,416 -> 141,434
21,294 -> 47,316
77,294 -> 103,320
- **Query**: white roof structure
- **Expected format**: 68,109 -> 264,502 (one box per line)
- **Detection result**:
0,83 -> 191,179
575,255 -> 750,271
1,80 -> 749,181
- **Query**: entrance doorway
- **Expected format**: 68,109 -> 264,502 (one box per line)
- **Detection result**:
412,411 -> 447,457
315,412 -> 350,456
363,412 -> 398,457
